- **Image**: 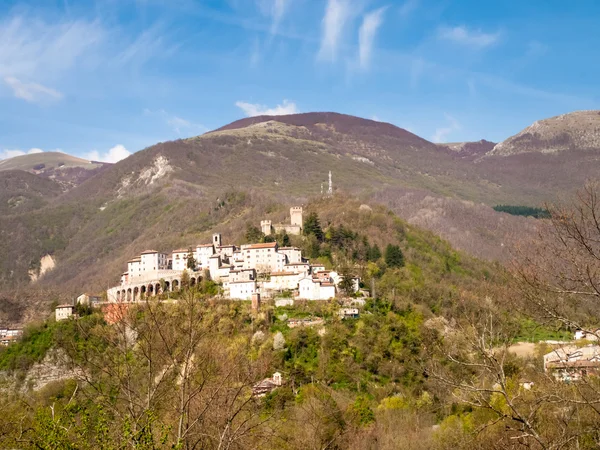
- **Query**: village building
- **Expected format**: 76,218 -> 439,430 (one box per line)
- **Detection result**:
55,304 -> 75,321
338,308 -> 360,319
241,242 -> 286,273
261,207 -> 303,236
544,345 -> 600,381
297,276 -> 336,300
252,372 -> 283,397
0,328 -> 23,346
574,330 -> 600,341
77,293 -> 102,306
172,248 -> 191,271
106,212 -> 360,303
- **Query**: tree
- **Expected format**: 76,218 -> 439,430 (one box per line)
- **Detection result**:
384,244 -> 404,268
367,244 -> 382,262
303,212 -> 324,242
281,231 -> 291,247
186,248 -> 197,270
245,224 -> 264,243
338,266 -> 356,296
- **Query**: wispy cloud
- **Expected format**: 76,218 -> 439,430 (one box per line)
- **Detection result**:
0,14 -> 104,102
358,7 -> 386,70
268,0 -> 290,34
0,147 -> 45,160
317,0 -> 353,62
144,109 -> 207,135
235,99 -> 299,116
398,0 -> 419,17
4,77 -> 63,103
85,145 -> 131,163
438,25 -> 500,48
431,114 -> 461,143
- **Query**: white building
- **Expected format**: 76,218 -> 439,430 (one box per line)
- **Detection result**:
195,244 -> 216,269
229,280 -> 258,300
140,250 -> 169,272
55,305 -> 75,321
241,242 -> 286,273
279,247 -> 303,264
76,293 -> 101,306
172,248 -> 191,271
297,277 -> 336,300
266,272 -> 302,291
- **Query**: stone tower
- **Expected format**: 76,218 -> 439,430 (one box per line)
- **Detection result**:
212,233 -> 222,247
290,207 -> 303,227
261,220 -> 272,235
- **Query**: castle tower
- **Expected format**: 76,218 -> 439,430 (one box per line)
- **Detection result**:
261,220 -> 272,236
290,207 -> 303,227
212,233 -> 222,247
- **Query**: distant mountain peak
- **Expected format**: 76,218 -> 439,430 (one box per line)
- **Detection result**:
488,110 -> 600,156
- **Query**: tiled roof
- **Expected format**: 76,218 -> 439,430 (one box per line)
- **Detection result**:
243,242 -> 278,249
140,250 -> 159,255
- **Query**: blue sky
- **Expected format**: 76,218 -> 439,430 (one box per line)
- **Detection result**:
1,0 -> 599,162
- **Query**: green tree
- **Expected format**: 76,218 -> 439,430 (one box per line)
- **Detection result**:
338,266 -> 356,296
303,212 -> 324,242
245,224 -> 264,243
281,231 -> 291,247
368,244 -> 382,262
385,244 -> 404,268
186,248 -> 197,270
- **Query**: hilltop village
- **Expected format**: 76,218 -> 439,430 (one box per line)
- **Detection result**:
107,207 -> 360,303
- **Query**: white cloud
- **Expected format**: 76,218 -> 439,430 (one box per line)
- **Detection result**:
398,0 -> 419,17
0,147 -> 45,160
235,99 -> 299,117
4,76 -> 63,103
431,114 -> 461,143
0,15 -> 103,102
263,0 -> 290,34
358,7 -> 386,70
438,26 -> 500,48
85,145 -> 131,163
144,109 -> 207,135
317,0 -> 352,62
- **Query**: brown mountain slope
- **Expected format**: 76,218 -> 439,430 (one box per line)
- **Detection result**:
0,151 -> 110,190
0,170 -> 63,215
488,110 -> 600,156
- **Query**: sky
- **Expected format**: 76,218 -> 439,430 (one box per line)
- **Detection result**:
1,0 -> 599,162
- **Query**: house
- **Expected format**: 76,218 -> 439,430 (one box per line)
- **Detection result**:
266,271 -> 302,291
574,330 -> 600,341
544,345 -> 600,381
229,280 -> 258,300
172,248 -> 191,271
55,304 -> 75,321
140,250 -> 169,272
338,308 -> 359,319
241,242 -> 286,273
297,276 -> 336,300
279,247 -> 303,264
76,293 -> 102,306
252,372 -> 283,397
0,328 -> 23,346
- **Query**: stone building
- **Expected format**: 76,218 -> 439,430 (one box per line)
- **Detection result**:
261,207 -> 303,236
55,305 -> 75,321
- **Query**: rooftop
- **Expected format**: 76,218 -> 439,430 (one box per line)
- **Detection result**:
140,250 -> 159,255
243,242 -> 278,249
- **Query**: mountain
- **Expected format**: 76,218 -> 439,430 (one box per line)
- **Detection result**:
1,110 -> 599,326
488,110 -> 600,156
436,139 -> 496,159
0,170 -> 63,215
0,151 -> 110,190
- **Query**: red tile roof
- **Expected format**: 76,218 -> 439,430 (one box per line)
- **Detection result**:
244,242 -> 278,249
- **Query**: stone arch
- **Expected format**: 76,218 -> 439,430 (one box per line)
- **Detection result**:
141,285 -> 147,298
127,288 -> 132,302
172,279 -> 179,290
155,283 -> 161,296
190,277 -> 196,287
148,284 -> 154,296
121,290 -> 126,302
164,281 -> 170,292
133,286 -> 139,302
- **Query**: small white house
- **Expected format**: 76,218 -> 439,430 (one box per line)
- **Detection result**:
55,305 -> 75,321
229,280 -> 258,300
